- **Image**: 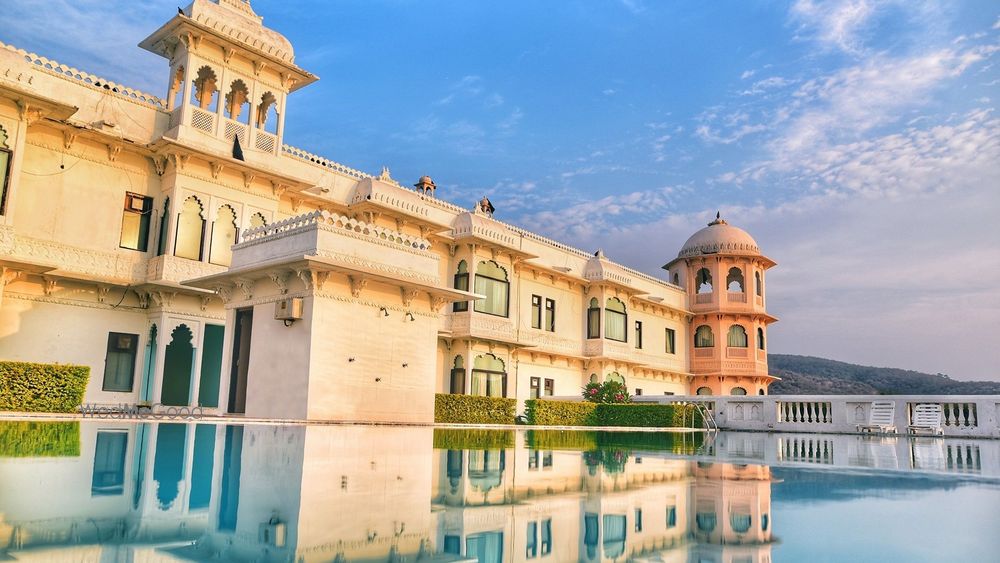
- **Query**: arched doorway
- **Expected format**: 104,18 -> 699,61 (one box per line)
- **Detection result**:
696,386 -> 713,395
161,325 -> 194,406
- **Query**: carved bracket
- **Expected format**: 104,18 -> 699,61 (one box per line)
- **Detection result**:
107,144 -> 122,162
349,275 -> 368,298
151,156 -> 168,176
400,287 -> 419,308
268,270 -> 290,294
271,181 -> 288,198
234,278 -> 255,301
96,284 -> 111,304
62,130 -> 77,150
210,161 -> 224,179
213,284 -> 234,304
200,294 -> 213,311
133,289 -> 150,309
41,276 -> 57,296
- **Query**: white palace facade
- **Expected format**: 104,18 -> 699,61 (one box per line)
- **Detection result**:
0,0 -> 777,423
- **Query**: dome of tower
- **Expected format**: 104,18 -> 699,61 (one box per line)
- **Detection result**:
676,214 -> 761,258
187,0 -> 296,64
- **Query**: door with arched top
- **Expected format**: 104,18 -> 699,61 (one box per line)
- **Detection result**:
161,324 -> 195,406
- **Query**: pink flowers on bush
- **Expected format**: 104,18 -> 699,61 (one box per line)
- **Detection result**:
581,380 -> 631,404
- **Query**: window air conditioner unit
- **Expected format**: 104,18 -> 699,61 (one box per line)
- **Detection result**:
259,517 -> 287,547
127,194 -> 146,212
274,297 -> 303,321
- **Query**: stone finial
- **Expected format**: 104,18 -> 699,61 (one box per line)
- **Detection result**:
708,211 -> 727,226
379,166 -> 392,181
595,249 -> 606,259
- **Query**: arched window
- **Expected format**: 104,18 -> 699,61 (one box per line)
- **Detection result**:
156,197 -> 170,256
730,387 -> 748,396
605,297 -> 627,342
696,268 -> 713,293
168,65 -> 184,110
730,513 -> 752,533
728,325 -> 748,347
474,261 -> 509,317
0,125 -> 11,216
191,66 -> 218,110
762,513 -> 769,531
256,91 -> 278,133
757,327 -> 765,350
587,298 -> 600,339
225,79 -> 250,122
727,267 -> 744,292
607,372 -> 625,385
174,196 -> 205,261
450,356 -> 465,394
209,205 -> 238,266
696,386 -> 713,395
759,389 -> 766,395
589,373 -> 598,383
696,512 -> 717,532
755,271 -> 762,296
249,212 -> 267,229
672,272 -> 680,286
453,260 -> 469,312
471,354 -> 506,397
694,325 -> 714,348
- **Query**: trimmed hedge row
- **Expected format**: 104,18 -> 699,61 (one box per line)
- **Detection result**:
527,429 -> 704,455
434,394 -> 516,424
525,400 -> 703,428
0,362 -> 90,413
433,429 -> 515,450
0,421 -> 81,457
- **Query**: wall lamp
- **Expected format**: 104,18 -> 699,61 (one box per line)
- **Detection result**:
404,312 -> 415,322
379,307 -> 389,317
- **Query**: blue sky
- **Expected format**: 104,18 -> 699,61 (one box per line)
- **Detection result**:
2,1 -> 998,380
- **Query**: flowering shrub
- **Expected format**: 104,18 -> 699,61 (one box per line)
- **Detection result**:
582,380 -> 631,404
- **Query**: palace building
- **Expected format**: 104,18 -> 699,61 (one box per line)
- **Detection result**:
0,0 -> 777,423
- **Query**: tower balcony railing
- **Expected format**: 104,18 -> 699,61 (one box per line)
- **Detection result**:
190,107 -> 215,134
694,347 -> 714,359
695,293 -> 713,305
726,347 -> 749,359
223,117 -> 248,145
727,291 -> 747,303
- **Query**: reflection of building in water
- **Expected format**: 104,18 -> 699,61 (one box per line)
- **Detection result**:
0,423 -> 774,562
0,421 -> 218,561
432,433 -> 775,562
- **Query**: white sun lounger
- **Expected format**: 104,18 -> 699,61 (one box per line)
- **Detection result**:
857,401 -> 897,434
908,403 -> 944,435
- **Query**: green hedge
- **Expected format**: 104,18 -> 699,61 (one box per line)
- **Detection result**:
433,429 -> 515,450
525,400 -> 597,426
434,394 -> 516,424
527,430 -> 704,455
525,400 -> 703,428
0,421 -> 81,457
0,362 -> 90,413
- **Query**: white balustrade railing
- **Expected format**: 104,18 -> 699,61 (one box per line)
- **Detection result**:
635,394 -> 1000,438
643,430 -> 1000,478
281,144 -> 370,179
236,210 -> 431,252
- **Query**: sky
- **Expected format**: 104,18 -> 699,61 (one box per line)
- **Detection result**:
2,0 -> 998,380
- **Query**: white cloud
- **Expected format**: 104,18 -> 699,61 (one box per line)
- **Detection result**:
740,76 -> 795,96
790,0 -> 881,54
0,0 -> 166,93
741,69 -> 757,80
603,88 -> 617,96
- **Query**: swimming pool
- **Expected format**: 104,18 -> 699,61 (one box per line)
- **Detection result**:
0,420 -> 997,562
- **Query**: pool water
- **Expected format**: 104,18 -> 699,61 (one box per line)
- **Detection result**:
0,420 -> 997,562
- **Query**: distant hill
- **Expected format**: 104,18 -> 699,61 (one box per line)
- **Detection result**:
768,354 -> 1000,395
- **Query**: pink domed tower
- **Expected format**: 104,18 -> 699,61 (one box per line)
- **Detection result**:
664,214 -> 777,395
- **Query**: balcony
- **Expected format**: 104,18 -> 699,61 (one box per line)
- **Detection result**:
727,291 -> 747,303
447,311 -> 518,344
146,255 -> 226,286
